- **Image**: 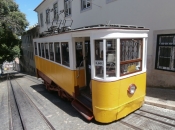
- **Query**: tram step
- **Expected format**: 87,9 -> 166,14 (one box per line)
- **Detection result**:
76,95 -> 92,111
71,100 -> 93,121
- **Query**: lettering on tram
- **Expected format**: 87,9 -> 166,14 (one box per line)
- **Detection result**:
33,24 -> 149,123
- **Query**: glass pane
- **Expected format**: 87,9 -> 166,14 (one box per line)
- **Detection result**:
121,62 -> 141,75
87,0 -> 91,7
95,40 -> 103,78
49,43 -> 54,61
45,43 -> 49,59
54,42 -> 61,63
34,42 -> 37,55
61,42 -> 70,67
159,47 -> 171,57
120,39 -> 142,61
75,42 -> 83,67
38,43 -> 41,56
106,39 -> 116,77
159,57 -> 170,68
41,43 -> 45,58
83,1 -> 86,8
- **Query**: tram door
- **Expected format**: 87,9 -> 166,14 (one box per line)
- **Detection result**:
75,39 -> 91,91
85,41 -> 91,88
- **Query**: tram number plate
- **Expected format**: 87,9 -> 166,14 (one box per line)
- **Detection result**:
95,60 -> 103,66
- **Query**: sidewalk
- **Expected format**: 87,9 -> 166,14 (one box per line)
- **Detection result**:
145,87 -> 175,111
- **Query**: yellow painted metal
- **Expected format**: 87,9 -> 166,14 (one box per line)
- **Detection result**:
35,56 -> 146,123
34,56 -> 86,96
74,69 -> 86,87
92,73 -> 146,123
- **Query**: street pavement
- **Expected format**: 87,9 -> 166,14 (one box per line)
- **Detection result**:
1,71 -> 175,111
0,72 -> 175,129
145,87 -> 175,111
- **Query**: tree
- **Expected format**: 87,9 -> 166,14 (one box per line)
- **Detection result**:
0,0 -> 28,63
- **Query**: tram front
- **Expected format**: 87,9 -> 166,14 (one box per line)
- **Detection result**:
90,28 -> 149,123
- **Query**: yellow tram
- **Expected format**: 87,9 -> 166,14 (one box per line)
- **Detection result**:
33,24 -> 149,123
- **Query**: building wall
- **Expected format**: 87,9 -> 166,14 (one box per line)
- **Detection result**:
21,26 -> 39,75
35,0 -> 175,87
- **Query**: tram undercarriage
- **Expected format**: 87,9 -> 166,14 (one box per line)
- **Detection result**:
37,69 -> 94,120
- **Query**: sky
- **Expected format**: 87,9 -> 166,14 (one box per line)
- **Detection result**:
15,0 -> 42,27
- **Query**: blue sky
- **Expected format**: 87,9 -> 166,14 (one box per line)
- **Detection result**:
15,0 -> 42,27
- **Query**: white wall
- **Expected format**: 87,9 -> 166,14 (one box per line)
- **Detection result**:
35,0 -> 175,87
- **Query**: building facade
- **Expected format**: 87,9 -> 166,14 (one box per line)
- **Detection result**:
21,25 -> 39,75
33,0 -> 175,88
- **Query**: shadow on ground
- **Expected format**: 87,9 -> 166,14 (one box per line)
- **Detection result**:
146,87 -> 175,101
30,83 -> 91,123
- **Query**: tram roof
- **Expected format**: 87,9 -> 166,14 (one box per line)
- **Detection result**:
71,24 -> 149,31
39,24 -> 149,38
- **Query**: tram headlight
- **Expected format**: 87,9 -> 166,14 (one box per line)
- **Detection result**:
128,84 -> 137,94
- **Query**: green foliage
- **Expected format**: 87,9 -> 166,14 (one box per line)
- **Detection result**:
0,0 -> 28,63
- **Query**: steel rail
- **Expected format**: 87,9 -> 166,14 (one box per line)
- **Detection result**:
139,109 -> 175,121
134,112 -> 175,128
119,120 -> 142,130
8,74 -> 25,130
11,75 -> 56,130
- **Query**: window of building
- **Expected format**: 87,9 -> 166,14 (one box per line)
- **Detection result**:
53,2 -> 58,20
61,42 -> 70,67
41,43 -> 45,58
81,0 -> 91,10
64,0 -> 71,17
34,42 -> 37,55
38,43 -> 41,56
49,42 -> 54,61
75,42 -> 83,67
155,34 -> 175,71
45,43 -> 49,59
120,39 -> 142,76
106,0 -> 117,4
40,13 -> 44,27
46,9 -> 50,24
54,42 -> 61,63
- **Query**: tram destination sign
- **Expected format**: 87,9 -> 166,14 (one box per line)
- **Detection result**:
95,60 -> 104,66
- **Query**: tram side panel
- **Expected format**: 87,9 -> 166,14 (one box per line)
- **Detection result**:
92,73 -> 146,123
35,56 -> 86,96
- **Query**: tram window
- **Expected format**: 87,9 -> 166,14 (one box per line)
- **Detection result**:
106,39 -> 116,77
34,42 -> 37,55
41,43 -> 45,58
45,43 -> 49,59
75,42 -> 83,67
94,40 -> 104,78
54,42 -> 61,63
49,43 -> 54,61
38,43 -> 41,56
61,42 -> 70,67
120,39 -> 142,75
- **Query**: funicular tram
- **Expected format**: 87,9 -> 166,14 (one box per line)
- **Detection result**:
33,24 -> 149,123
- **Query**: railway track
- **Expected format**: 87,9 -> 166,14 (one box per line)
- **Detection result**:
135,109 -> 175,127
7,74 -> 55,130
3,73 -> 175,130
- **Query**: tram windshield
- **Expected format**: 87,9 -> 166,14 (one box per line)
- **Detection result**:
94,39 -> 143,79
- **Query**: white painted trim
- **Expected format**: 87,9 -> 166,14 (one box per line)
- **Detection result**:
69,40 -> 73,68
142,38 -> 146,71
145,38 -> 148,71
90,36 -> 95,79
117,38 -> 120,78
103,39 -> 106,80
93,71 -> 146,82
